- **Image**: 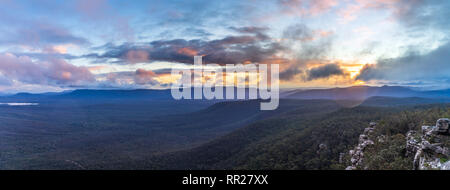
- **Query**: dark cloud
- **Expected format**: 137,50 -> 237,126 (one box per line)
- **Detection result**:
229,26 -> 270,40
356,42 -> 450,83
279,66 -> 302,81
230,26 -> 269,34
306,63 -> 345,81
85,28 -> 284,65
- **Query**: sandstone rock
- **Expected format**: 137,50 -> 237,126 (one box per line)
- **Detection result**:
364,127 -> 374,134
441,161 -> 450,170
407,119 -> 450,170
421,126 -> 433,134
436,118 -> 450,134
351,158 -> 358,164
316,143 -> 328,154
345,122 -> 377,170
406,131 -> 420,156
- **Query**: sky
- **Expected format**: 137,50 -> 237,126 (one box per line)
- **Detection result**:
0,0 -> 449,93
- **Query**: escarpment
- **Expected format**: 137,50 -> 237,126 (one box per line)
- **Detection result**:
345,119 -> 450,170
406,118 -> 450,170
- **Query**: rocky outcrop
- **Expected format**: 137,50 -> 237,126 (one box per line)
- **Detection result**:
316,143 -> 328,154
406,118 -> 450,170
436,118 -> 450,135
345,122 -> 376,170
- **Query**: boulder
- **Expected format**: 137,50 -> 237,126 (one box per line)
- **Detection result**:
316,143 -> 328,154
359,134 -> 368,143
364,127 -> 374,134
436,118 -> 450,134
421,126 -> 433,134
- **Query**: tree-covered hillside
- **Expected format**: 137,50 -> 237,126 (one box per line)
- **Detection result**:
143,104 -> 450,170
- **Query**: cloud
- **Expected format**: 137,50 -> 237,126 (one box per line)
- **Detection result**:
338,0 -> 447,27
134,69 -> 157,85
74,0 -> 134,41
356,42 -> 450,84
278,24 -> 334,81
393,0 -> 450,31
94,69 -> 161,88
86,26 -> 284,65
278,0 -> 338,16
229,26 -> 269,34
75,0 -> 109,19
177,47 -> 198,57
306,63 -> 345,81
229,26 -> 270,40
0,53 -> 94,86
282,24 -> 315,42
125,50 -> 150,64
279,66 -> 303,81
0,21 -> 89,47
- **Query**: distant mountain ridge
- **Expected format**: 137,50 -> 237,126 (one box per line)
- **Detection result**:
0,89 -> 174,102
1,88 -> 265,102
2,85 -> 450,102
281,85 -> 450,100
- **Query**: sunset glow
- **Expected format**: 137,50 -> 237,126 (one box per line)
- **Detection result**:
0,0 -> 448,93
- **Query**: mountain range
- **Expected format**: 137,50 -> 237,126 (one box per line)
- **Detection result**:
280,85 -> 450,100
2,86 -> 450,103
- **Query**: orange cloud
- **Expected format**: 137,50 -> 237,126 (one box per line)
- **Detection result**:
43,44 -> 78,54
135,68 -> 156,77
177,47 -> 198,56
154,73 -> 181,85
61,71 -> 72,80
135,68 -> 157,85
